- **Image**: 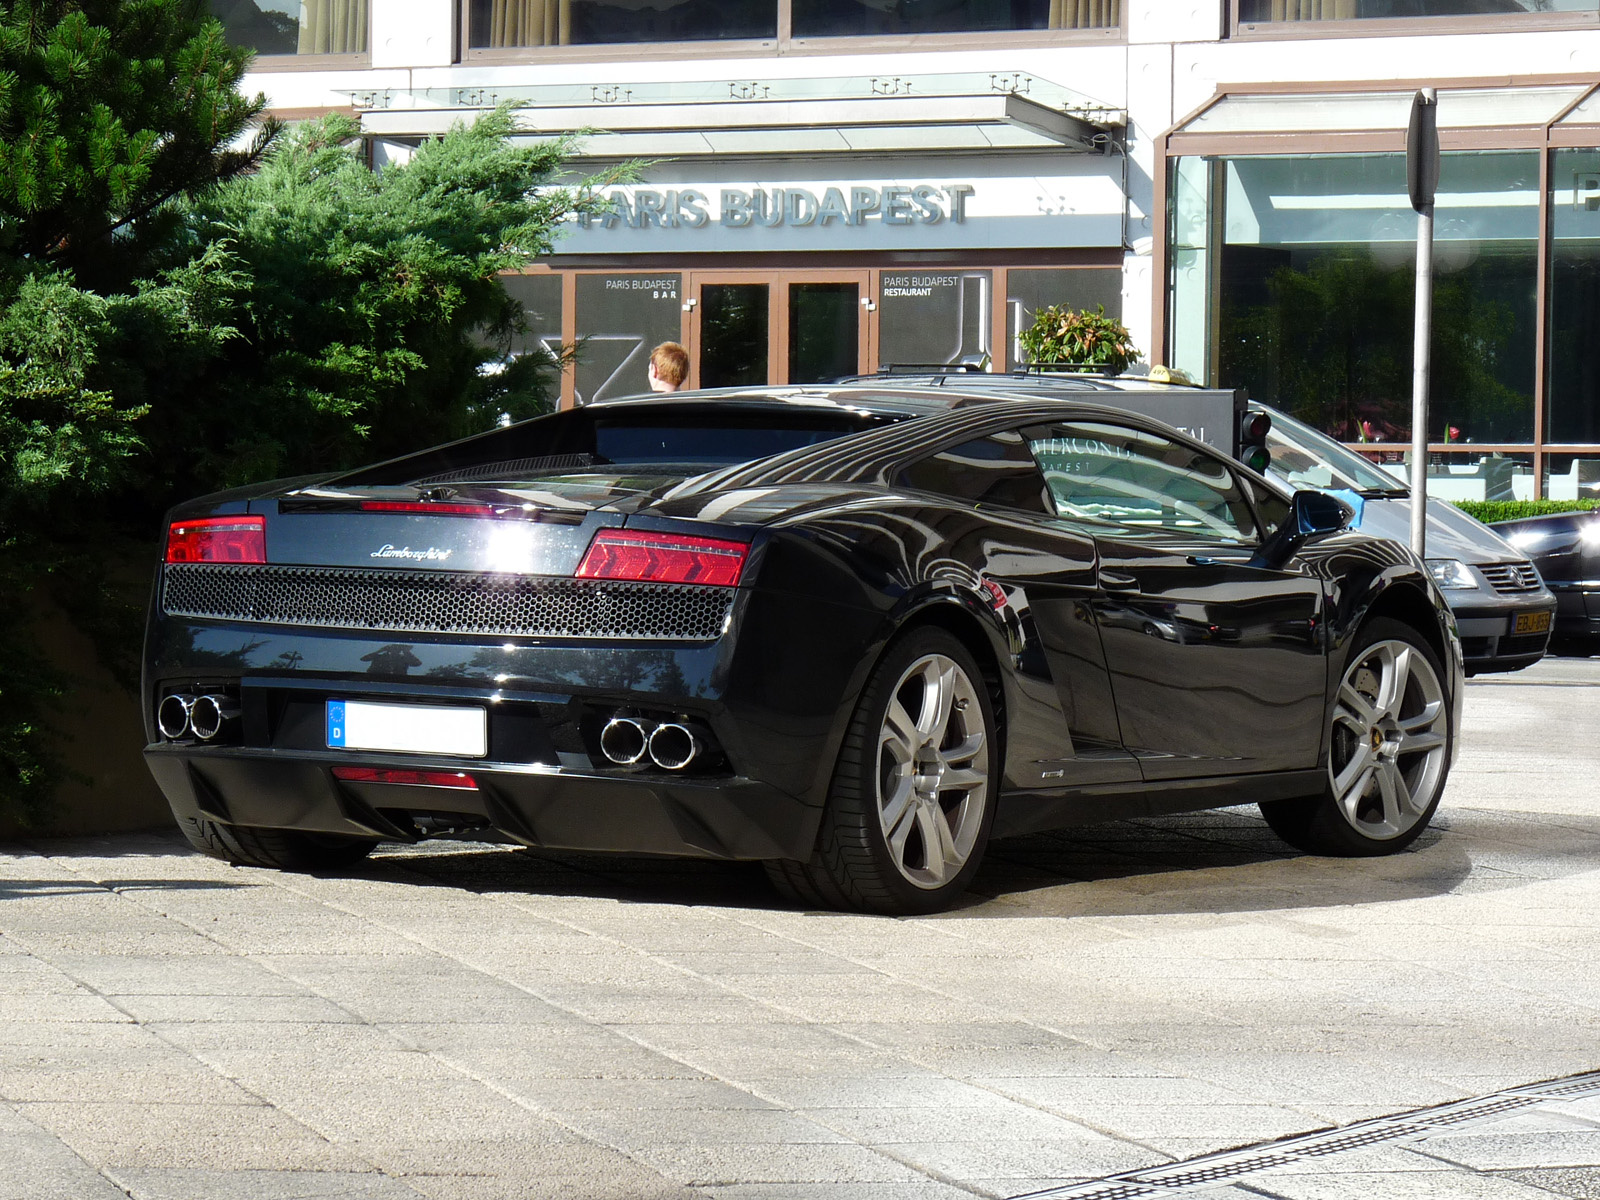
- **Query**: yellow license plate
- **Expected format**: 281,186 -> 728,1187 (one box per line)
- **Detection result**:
1513,610 -> 1552,636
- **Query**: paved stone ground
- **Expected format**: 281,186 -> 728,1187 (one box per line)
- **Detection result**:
1,655 -> 1598,1199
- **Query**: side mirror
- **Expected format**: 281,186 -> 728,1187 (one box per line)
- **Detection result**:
1251,489 -> 1353,570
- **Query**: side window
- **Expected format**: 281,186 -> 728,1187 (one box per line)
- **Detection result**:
1024,422 -> 1259,543
1246,479 -> 1292,537
898,431 -> 1051,514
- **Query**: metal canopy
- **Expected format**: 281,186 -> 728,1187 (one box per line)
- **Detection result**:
1179,84 -> 1592,137
353,72 -> 1124,157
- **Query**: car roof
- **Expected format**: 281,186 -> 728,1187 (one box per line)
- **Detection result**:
587,372 -> 1227,421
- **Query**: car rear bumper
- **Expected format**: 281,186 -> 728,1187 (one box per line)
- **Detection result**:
145,744 -> 821,862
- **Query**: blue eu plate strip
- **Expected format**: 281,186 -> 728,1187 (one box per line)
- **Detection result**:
326,700 -> 346,748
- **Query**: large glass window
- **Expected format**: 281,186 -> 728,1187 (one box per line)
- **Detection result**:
1238,0 -> 1595,24
573,274 -> 682,405
1005,268 -> 1122,371
467,0 -> 775,49
1205,151 -> 1538,448
212,0 -> 366,54
878,271 -> 992,370
1549,148 -> 1600,447
792,0 -> 1118,37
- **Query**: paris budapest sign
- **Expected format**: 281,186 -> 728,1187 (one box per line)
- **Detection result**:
575,184 -> 977,230
560,171 -> 1125,251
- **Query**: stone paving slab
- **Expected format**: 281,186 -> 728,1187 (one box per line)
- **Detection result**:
1,656 -> 1599,1197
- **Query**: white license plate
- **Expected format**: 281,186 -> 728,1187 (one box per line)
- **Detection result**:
326,700 -> 487,757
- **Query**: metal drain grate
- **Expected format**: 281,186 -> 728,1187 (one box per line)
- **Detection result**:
1131,1152 -> 1297,1186
1293,1124 -> 1427,1157
1013,1069 -> 1600,1199
1424,1096 -> 1539,1127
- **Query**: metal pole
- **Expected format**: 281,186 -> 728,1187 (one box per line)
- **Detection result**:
1410,201 -> 1433,557
1406,87 -> 1439,559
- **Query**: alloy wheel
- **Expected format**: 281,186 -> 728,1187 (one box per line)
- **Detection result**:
1328,638 -> 1449,841
876,653 -> 990,889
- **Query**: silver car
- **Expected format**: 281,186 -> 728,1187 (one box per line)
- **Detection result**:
1263,407 -> 1555,675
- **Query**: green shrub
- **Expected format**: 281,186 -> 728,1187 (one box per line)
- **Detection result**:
1017,304 -> 1140,375
1453,499 -> 1600,524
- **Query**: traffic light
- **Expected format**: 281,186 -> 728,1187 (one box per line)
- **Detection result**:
1239,410 -> 1272,474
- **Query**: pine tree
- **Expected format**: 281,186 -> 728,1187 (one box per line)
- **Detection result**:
0,0 -> 274,295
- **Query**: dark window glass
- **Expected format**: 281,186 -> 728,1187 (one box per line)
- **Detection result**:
468,0 -> 775,49
593,417 -> 871,465
792,0 -> 1117,36
1214,152 -> 1537,446
789,283 -> 859,384
879,271 -> 992,371
211,0 -> 366,54
573,274 -> 682,405
700,284 -> 769,389
899,432 -> 1050,513
1006,268 -> 1123,371
1549,148 -> 1600,444
1239,0 -> 1594,21
501,274 -> 563,362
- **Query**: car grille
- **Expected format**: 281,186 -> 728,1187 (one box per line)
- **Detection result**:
161,563 -> 735,641
1479,561 -> 1543,594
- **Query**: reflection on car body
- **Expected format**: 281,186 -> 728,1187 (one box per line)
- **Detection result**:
144,384 -> 1465,913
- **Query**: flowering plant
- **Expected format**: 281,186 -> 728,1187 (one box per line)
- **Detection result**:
1017,304 -> 1140,375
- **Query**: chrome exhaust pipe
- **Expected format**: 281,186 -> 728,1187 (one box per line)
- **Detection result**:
647,722 -> 701,771
157,694 -> 195,740
189,694 -> 240,741
600,717 -> 652,765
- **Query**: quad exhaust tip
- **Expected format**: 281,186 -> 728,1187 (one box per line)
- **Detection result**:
157,694 -> 195,740
158,692 -> 239,741
600,717 -> 651,766
647,723 -> 700,771
599,716 -> 706,770
189,694 -> 240,741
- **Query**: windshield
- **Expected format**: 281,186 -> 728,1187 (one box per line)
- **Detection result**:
1264,408 -> 1407,495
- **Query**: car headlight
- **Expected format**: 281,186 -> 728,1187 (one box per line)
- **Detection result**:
1426,559 -> 1477,590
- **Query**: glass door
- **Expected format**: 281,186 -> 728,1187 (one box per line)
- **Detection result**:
687,271 -> 870,388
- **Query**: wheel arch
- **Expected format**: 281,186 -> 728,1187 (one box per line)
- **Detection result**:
809,593 -> 1011,813
1349,578 -> 1451,678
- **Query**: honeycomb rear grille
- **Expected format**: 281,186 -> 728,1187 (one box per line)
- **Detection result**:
1479,561 -> 1542,593
162,563 -> 735,641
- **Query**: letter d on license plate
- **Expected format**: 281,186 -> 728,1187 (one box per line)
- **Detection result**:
326,700 -> 487,757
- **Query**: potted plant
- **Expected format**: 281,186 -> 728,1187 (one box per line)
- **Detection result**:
1017,304 -> 1140,375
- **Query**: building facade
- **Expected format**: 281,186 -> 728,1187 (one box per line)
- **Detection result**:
228,0 -> 1600,497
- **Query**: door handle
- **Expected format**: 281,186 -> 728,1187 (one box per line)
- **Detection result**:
1098,571 -> 1139,592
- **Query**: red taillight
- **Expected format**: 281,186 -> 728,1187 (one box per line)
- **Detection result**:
576,529 -> 749,587
358,501 -> 493,516
331,767 -> 479,790
166,516 -> 266,564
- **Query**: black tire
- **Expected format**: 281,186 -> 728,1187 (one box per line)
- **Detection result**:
177,815 -> 379,872
1261,617 -> 1453,856
764,627 -> 999,914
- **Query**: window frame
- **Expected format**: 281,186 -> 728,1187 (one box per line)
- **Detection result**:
460,0 -> 1123,62
1228,0 -> 1600,41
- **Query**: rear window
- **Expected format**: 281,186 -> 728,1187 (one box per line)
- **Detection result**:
593,417 -> 872,466
335,404 -> 894,487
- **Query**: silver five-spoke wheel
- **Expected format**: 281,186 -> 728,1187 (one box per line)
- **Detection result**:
1329,638 -> 1449,841
1260,617 -> 1454,857
767,628 -> 999,914
876,652 -> 991,890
